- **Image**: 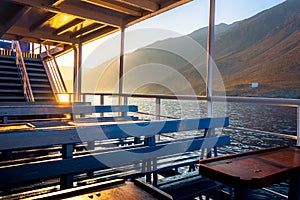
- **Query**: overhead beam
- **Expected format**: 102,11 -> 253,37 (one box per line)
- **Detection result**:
0,6 -> 31,38
114,0 -> 159,12
80,26 -> 118,44
82,0 -> 141,16
53,18 -> 85,35
124,0 -> 191,27
7,26 -> 80,44
70,23 -> 106,38
8,0 -> 123,27
29,12 -> 57,32
51,0 -> 65,7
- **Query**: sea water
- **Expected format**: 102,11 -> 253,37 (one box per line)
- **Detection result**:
100,96 -> 296,199
127,98 -> 296,199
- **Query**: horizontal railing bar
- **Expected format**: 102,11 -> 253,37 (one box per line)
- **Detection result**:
136,111 -> 179,119
210,96 -> 300,107
261,188 -> 288,199
227,126 -> 297,140
58,93 -> 300,107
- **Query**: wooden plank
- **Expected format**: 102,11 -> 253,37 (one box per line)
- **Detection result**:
94,105 -> 138,112
0,5 -> 31,38
114,0 -> 158,12
10,0 -> 123,27
82,0 -> 142,16
0,135 -> 230,186
0,117 -> 229,150
0,105 -> 138,117
134,179 -> 173,200
30,179 -> 126,200
76,116 -> 139,122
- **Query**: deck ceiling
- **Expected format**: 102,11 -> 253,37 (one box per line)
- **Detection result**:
0,0 -> 191,47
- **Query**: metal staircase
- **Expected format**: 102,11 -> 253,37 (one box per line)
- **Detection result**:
0,40 -> 66,102
24,57 -> 56,102
0,51 -> 25,102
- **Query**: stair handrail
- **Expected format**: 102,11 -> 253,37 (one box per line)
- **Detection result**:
42,46 -> 67,95
12,41 -> 35,102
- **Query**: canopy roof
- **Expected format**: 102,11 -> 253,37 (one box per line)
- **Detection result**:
0,0 -> 191,48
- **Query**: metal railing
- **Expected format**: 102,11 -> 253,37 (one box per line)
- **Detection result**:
42,46 -> 67,98
55,92 -> 300,145
12,41 -> 34,102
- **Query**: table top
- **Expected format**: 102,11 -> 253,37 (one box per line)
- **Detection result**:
31,180 -> 160,200
198,146 -> 300,188
63,182 -> 159,200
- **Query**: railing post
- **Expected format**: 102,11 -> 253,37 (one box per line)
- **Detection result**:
155,98 -> 161,141
297,106 -> 300,147
156,98 -> 161,120
100,94 -> 104,105
69,93 -> 72,102
118,27 -> 125,106
122,95 -> 128,117
82,93 -> 86,103
206,0 -> 215,117
144,136 -> 156,184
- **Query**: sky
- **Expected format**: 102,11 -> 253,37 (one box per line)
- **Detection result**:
56,0 -> 286,69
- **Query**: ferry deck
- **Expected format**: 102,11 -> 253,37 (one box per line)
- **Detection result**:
0,0 -> 299,199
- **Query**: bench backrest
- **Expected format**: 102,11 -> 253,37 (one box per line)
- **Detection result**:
0,117 -> 230,189
0,104 -> 138,123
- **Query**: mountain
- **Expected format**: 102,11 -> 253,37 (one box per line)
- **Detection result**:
81,0 -> 300,98
213,0 -> 300,97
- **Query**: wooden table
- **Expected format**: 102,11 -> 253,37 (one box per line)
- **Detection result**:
31,179 -> 172,200
198,146 -> 300,200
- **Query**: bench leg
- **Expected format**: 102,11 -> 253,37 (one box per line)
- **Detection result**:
60,175 -> 73,189
234,185 -> 252,200
86,142 -> 95,177
146,159 -> 152,183
1,150 -> 13,160
288,174 -> 300,200
2,116 -> 8,124
60,144 -> 74,189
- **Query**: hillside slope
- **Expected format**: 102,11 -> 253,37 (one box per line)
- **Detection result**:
81,0 -> 300,98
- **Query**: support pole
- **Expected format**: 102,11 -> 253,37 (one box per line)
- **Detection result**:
156,98 -> 161,121
118,27 -> 125,106
60,144 -> 74,189
155,98 -> 161,141
78,43 -> 82,102
297,106 -> 300,146
73,44 -> 78,102
206,0 -> 216,117
73,43 -> 82,102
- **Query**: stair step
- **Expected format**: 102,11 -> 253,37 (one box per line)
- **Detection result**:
0,89 -> 23,93
0,55 -> 15,60
0,77 -> 20,81
28,73 -> 47,78
0,65 -> 18,71
34,97 -> 56,101
26,67 -> 46,72
25,63 -> 44,67
0,60 -> 15,65
29,78 -> 50,82
30,84 -> 51,88
0,71 -> 21,76
23,57 -> 41,62
0,82 -> 22,87
33,90 -> 54,94
0,96 -> 25,100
